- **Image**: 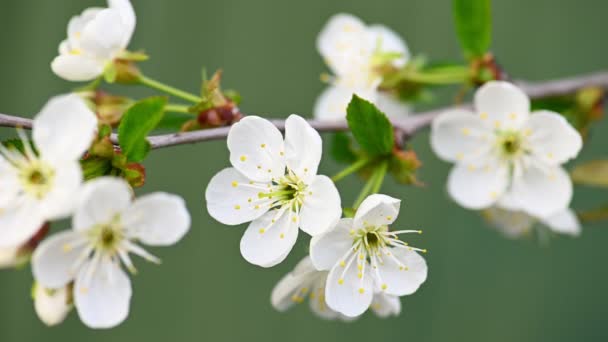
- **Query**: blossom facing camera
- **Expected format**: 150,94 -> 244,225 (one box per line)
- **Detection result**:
314,13 -> 411,121
33,283 -> 72,327
271,256 -> 401,320
310,194 -> 427,317
206,115 -> 341,268
32,177 -> 191,329
431,81 -> 583,218
51,0 -> 136,81
0,94 -> 97,248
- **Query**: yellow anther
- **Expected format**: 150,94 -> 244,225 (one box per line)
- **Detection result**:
260,144 -> 266,148
418,230 -> 423,234
247,198 -> 252,203
480,112 -> 488,119
280,151 -> 284,156
359,254 -> 364,260
357,264 -> 362,271
249,181 -> 254,184
547,152 -> 554,159
69,48 -> 82,55
234,205 -> 241,210
271,219 -> 276,223
357,273 -> 362,279
490,191 -> 498,199
254,205 -> 260,209
349,229 -> 355,235
456,153 -> 464,161
386,216 -> 392,221
358,288 -> 365,294
80,287 -> 88,294
279,233 -> 284,239
339,260 -> 345,267
509,113 -> 517,120
308,191 -> 313,195
292,216 -> 297,223
381,284 -> 388,290
257,165 -> 262,169
267,169 -> 272,173
259,228 -> 265,234
494,120 -> 501,128
231,181 -> 238,187
422,249 -> 428,253
338,278 -> 344,285
467,164 -> 476,171
304,168 -> 309,172
461,128 -> 471,136
240,155 -> 247,162
62,244 -> 72,253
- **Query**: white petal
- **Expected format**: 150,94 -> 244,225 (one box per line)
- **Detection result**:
284,115 -> 322,181
240,210 -> 298,267
32,230 -> 84,289
34,284 -> 71,326
313,85 -> 377,121
299,175 -> 342,236
310,218 -> 354,271
447,162 -> 509,209
474,81 -> 530,128
430,108 -> 493,163
79,8 -> 129,59
317,13 -> 371,77
51,55 -> 105,82
74,258 -> 132,329
73,177 -> 132,231
0,161 -> 20,208
376,247 -> 427,296
39,160 -> 83,220
33,93 -> 98,162
483,207 -> 534,239
122,192 -> 190,246
375,91 -> 411,119
205,167 -> 270,225
509,165 -> 572,218
0,245 -> 20,269
370,292 -> 401,318
67,8 -> 103,43
367,24 -> 410,67
0,200 -> 45,248
325,260 -> 373,317
353,194 -> 400,230
227,116 -> 285,182
271,256 -> 315,312
524,111 -> 582,165
108,0 -> 136,46
309,275 -> 341,320
539,208 -> 581,236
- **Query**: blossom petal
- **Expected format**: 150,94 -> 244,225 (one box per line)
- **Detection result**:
447,162 -> 509,209
483,207 -> 535,239
108,0 -> 136,46
325,259 -> 373,317
67,8 -> 103,44
32,230 -> 85,289
79,8 -> 130,59
367,24 -> 409,67
376,247 -> 427,296
240,210 -> 298,267
205,167 -> 270,225
271,257 -> 315,312
0,200 -> 45,248
310,218 -> 353,271
299,175 -> 342,236
430,108 -> 493,163
309,276 -> 341,320
0,160 -> 19,208
284,115 -> 322,181
524,111 -> 582,165
74,258 -> 132,329
227,116 -> 285,182
51,55 -> 105,82
375,91 -> 411,119
34,283 -> 71,326
40,160 -> 83,220
313,85 -> 377,121
370,292 -> 401,318
539,208 -> 581,236
474,81 -> 530,127
73,177 -> 132,231
33,93 -> 97,162
353,194 -> 400,230
508,165 -> 572,218
122,193 -> 190,246
317,13 -> 371,77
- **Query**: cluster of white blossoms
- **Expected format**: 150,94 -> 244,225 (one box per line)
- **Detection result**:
431,81 -> 583,235
314,13 -> 411,121
207,116 -> 428,319
52,0 -> 136,81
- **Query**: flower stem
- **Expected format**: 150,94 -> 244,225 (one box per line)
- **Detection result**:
165,104 -> 193,114
331,158 -> 371,182
352,160 -> 388,209
370,160 -> 389,194
138,75 -> 202,104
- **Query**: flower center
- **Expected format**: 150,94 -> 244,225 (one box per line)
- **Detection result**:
90,216 -> 124,254
19,161 -> 56,199
496,130 -> 526,159
259,171 -> 308,211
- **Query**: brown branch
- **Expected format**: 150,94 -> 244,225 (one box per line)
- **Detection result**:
1,71 -> 607,149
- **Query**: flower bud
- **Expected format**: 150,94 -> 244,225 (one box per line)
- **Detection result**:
470,53 -> 507,85
33,283 -> 72,326
197,101 -> 243,128
389,148 -> 422,185
113,59 -> 142,84
94,91 -> 132,126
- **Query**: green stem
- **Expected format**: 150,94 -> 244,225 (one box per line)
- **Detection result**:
165,104 -> 193,114
353,173 -> 377,210
370,160 -> 389,194
331,158 -> 371,182
139,75 -> 202,104
353,161 -> 388,210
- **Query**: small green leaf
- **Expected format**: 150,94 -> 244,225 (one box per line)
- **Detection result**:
453,0 -> 492,59
571,160 -> 608,188
118,97 -> 167,162
346,95 -> 394,156
103,63 -> 117,83
331,132 -> 357,164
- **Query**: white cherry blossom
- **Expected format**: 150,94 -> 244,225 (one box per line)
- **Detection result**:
314,13 -> 410,120
431,81 -> 583,217
0,94 -> 97,248
484,206 -> 581,239
32,177 -> 190,329
310,194 -> 427,317
206,115 -> 341,267
52,0 -> 136,81
271,256 -> 401,320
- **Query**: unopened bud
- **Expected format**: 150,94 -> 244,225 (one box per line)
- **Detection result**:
124,162 -> 146,188
94,91 -> 131,126
471,53 -> 507,85
33,283 -> 72,327
197,102 -> 243,128
113,59 -> 142,84
390,148 -> 423,186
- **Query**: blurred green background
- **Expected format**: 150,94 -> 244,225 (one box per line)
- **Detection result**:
1,0 -> 607,341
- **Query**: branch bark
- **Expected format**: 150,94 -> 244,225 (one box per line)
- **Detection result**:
1,71 -> 607,149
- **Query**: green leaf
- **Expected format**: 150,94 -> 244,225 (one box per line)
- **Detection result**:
103,63 -> 117,83
346,95 -> 394,156
571,160 -> 608,188
453,0 -> 492,59
331,132 -> 357,164
118,97 -> 167,162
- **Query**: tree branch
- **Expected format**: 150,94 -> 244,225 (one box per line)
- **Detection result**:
1,71 -> 607,149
